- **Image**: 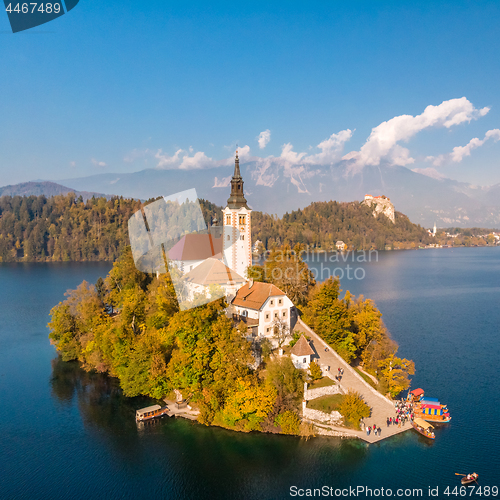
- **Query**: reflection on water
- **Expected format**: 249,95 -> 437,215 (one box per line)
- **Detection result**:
48,355 -> 370,499
50,356 -> 142,430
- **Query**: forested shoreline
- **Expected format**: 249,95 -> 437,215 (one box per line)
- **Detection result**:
1,193 -> 438,263
0,194 -> 220,263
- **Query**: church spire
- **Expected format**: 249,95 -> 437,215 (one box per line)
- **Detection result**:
227,150 -> 248,209
233,149 -> 241,178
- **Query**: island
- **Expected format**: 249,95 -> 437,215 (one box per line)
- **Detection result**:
48,153 -> 415,440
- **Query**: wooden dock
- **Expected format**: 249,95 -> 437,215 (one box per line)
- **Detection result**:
163,399 -> 200,420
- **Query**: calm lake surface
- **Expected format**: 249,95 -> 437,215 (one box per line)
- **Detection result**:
1,248 -> 500,499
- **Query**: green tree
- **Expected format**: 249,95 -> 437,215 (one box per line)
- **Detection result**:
309,360 -> 322,380
339,390 -> 371,428
303,277 -> 356,362
262,245 -> 316,305
274,410 -> 301,435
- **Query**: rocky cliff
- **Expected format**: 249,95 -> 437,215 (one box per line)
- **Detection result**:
362,195 -> 395,223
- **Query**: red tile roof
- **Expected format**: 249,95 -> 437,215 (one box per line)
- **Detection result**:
168,233 -> 222,261
290,335 -> 314,356
231,281 -> 286,310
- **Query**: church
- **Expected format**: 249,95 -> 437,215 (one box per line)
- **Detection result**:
169,151 -> 295,344
168,150 -> 252,278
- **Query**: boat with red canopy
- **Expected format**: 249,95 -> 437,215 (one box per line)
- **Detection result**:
408,388 -> 425,402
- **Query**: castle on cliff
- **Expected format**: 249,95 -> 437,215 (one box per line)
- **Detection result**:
362,194 -> 395,223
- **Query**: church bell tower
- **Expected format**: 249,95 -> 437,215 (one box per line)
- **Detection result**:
222,151 -> 252,278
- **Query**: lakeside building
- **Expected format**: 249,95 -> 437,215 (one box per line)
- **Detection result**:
168,152 -> 301,351
230,280 -> 296,342
168,230 -> 223,273
336,240 -> 346,251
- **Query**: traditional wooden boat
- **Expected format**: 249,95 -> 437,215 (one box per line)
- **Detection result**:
408,388 -> 425,402
420,398 -> 448,410
414,400 -> 451,422
461,473 -> 479,485
414,408 -> 451,423
135,404 -> 170,422
420,396 -> 438,403
411,417 -> 435,439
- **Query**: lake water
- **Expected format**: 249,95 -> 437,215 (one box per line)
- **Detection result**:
1,248 -> 499,499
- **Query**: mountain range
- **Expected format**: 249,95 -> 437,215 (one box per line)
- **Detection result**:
0,181 -> 107,201
2,165 -> 500,228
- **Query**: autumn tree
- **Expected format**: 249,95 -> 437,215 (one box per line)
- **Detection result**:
303,277 -> 356,362
309,360 -> 322,381
339,390 -> 371,428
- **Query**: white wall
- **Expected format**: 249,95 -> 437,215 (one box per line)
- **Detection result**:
291,353 -> 311,369
259,295 -> 294,338
222,207 -> 252,278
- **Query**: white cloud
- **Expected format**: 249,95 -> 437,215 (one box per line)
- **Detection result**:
280,143 -> 307,164
155,149 -> 188,168
411,167 -> 448,180
140,97 -> 490,191
155,145 -> 251,170
343,97 -> 490,173
91,158 -> 107,167
213,176 -> 232,188
69,161 -> 76,167
426,128 -> 500,166
305,129 -> 353,165
274,130 -> 352,167
257,129 -> 271,149
237,145 -> 251,160
178,151 -> 214,170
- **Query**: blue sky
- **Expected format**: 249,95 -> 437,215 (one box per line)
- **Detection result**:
1,0 -> 500,186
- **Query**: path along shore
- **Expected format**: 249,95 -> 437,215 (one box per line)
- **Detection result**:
295,318 -> 412,444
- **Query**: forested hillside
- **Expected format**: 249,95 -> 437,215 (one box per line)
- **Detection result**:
252,201 -> 433,252
0,194 -> 433,263
0,194 -> 220,262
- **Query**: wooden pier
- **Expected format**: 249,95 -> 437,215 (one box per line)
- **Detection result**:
162,399 -> 200,420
